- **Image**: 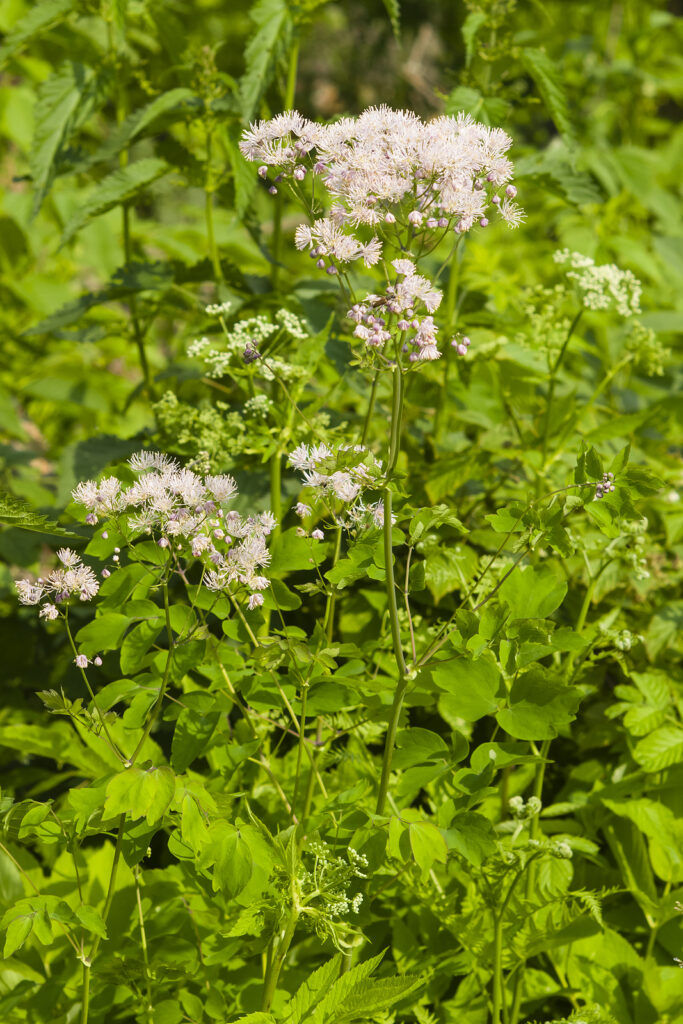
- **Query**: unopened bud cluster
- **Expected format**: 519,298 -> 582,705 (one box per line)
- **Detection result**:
594,472 -> 615,500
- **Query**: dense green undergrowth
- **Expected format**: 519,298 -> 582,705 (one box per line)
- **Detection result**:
0,1 -> 682,1023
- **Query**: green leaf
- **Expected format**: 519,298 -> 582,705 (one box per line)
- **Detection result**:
445,812 -> 497,867
497,564 -> 567,621
171,698 -> 220,773
3,914 -> 33,957
0,0 -> 73,65
433,654 -> 502,722
200,821 -> 253,898
60,158 -> 171,247
29,62 -> 94,215
286,955 -> 343,1024
461,10 -> 486,67
381,0 -> 401,41
393,728 -> 449,769
89,88 -> 200,166
239,0 -> 290,122
74,905 -> 107,939
633,726 -> 683,773
119,619 -> 163,675
76,613 -> 132,658
104,765 -> 175,825
496,669 -> 582,740
409,822 -> 447,877
521,47 -> 576,143
0,491 -> 79,538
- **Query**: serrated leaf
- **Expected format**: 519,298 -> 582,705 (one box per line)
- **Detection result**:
285,955 -> 343,1024
0,492 -> 79,538
312,952 -> 385,1023
633,726 -> 683,772
0,0 -> 73,65
461,10 -> 486,67
382,0 -> 401,40
60,159 -> 170,247
239,0 -> 291,122
521,47 -> 576,143
30,62 -> 94,215
89,88 -> 200,166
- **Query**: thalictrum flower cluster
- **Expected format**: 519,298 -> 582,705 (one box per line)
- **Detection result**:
288,443 -> 387,529
17,452 -> 276,612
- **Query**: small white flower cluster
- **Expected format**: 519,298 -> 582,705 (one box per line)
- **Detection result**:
288,442 -> 386,529
301,842 -> 368,919
16,547 -> 99,614
205,301 -> 232,316
71,451 -> 275,609
244,394 -> 273,419
240,108 -> 523,274
188,309 -> 309,382
553,249 -> 642,317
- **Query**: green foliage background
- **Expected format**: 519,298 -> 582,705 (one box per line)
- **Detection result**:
0,1 -> 682,1023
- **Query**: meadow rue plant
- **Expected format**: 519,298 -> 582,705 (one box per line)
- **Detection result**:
2,10 -> 681,1023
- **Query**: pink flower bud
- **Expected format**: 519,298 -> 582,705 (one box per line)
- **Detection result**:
408,210 -> 423,226
293,166 -> 306,181
438,217 -> 448,228
258,166 -> 268,178
384,212 -> 396,224
268,186 -> 278,195
506,184 -> 517,198
94,656 -> 102,667
480,217 -> 489,227
101,531 -> 108,539
102,568 -> 111,578
316,258 -> 326,269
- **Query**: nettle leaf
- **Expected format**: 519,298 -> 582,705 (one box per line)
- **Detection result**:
433,654 -> 502,722
60,158 -> 171,247
0,0 -> 73,65
521,47 -> 576,144
30,62 -> 94,215
89,88 -> 200,166
0,491 -> 79,538
239,0 -> 291,122
200,821 -> 253,898
381,0 -> 401,41
104,765 -> 175,825
497,564 -> 567,621
496,669 -> 582,740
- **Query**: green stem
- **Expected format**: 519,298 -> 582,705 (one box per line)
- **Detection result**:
130,581 -> 174,763
270,38 -> 300,292
537,310 -> 583,494
261,898 -> 299,1011
270,449 -> 282,542
360,370 -> 380,446
82,814 -> 125,1024
292,683 -> 309,816
64,612 -> 125,764
205,129 -> 223,287
376,366 -> 408,815
134,866 -> 154,1024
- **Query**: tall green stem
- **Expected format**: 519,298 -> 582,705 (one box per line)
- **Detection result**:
130,581 -> 174,763
376,366 -> 408,815
537,310 -> 583,494
261,893 -> 299,1011
271,38 -> 300,291
205,128 -> 223,287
